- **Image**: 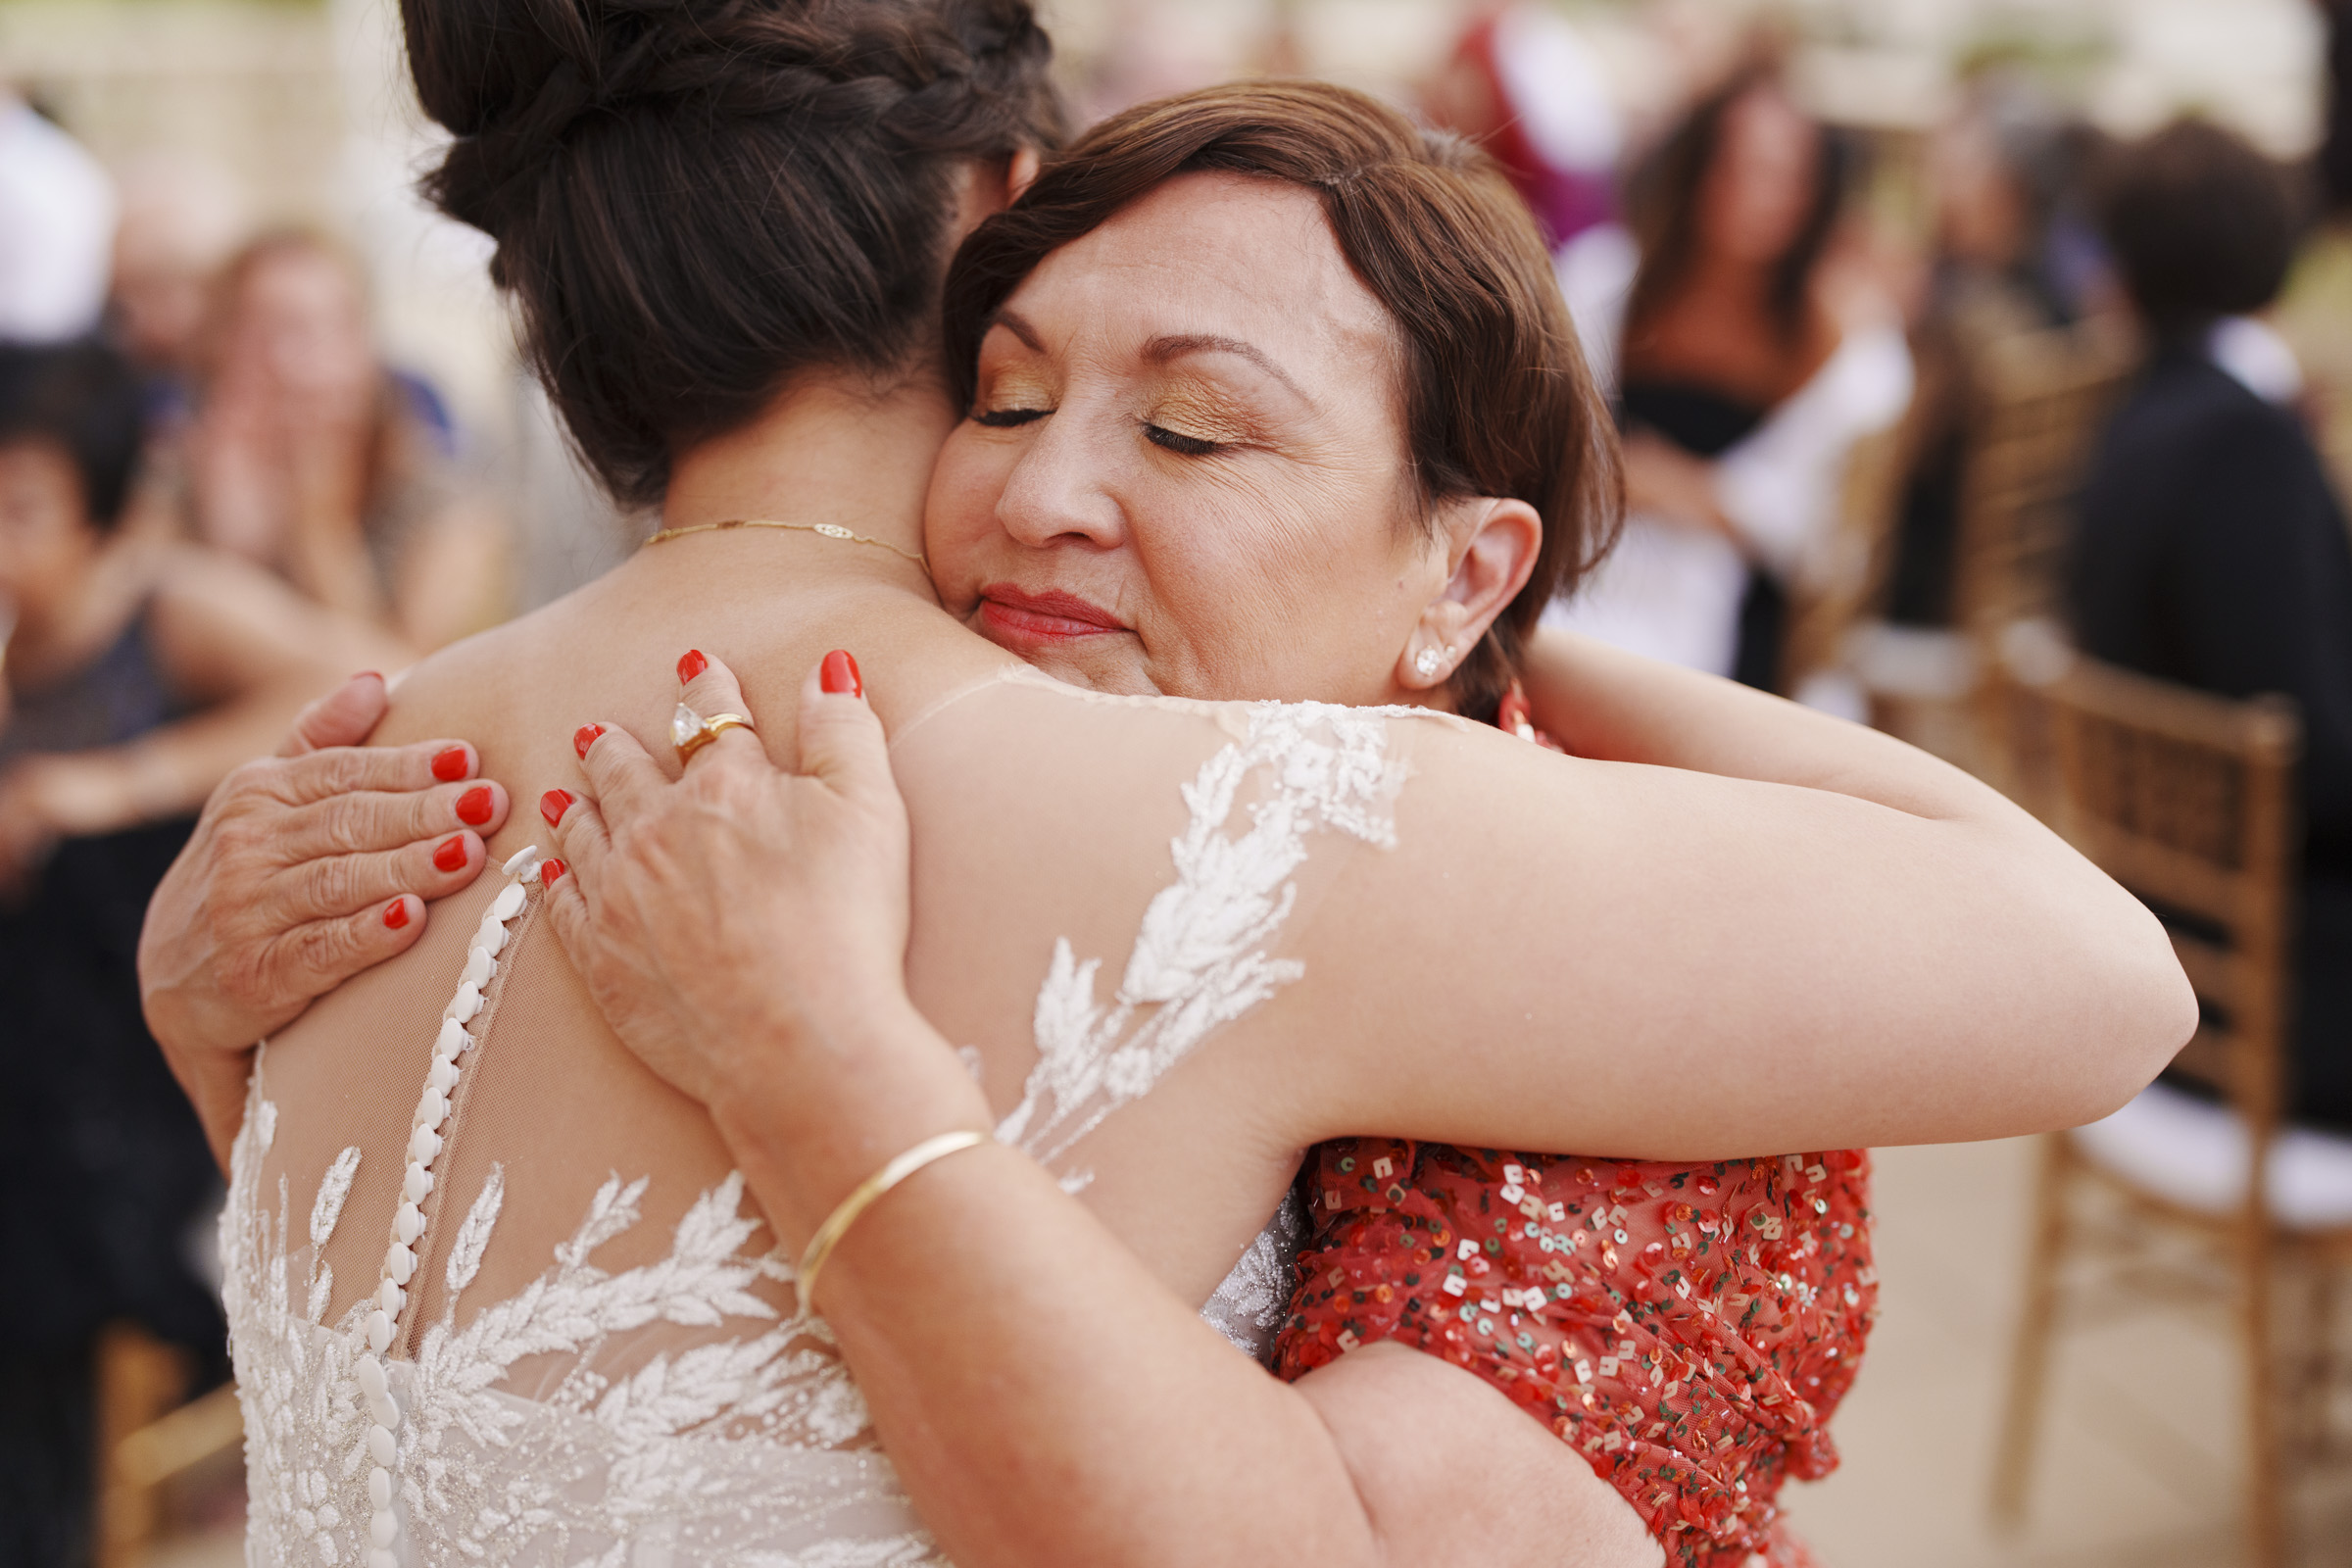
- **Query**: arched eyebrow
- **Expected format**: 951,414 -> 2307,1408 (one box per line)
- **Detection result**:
1144,333 -> 1310,406
986,310 -> 1313,408
984,308 -> 1046,354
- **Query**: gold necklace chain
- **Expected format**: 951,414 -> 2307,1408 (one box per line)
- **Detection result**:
640,516 -> 929,573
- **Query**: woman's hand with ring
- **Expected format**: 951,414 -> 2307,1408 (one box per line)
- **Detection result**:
542,649 -> 989,1238
137,671 -> 512,1168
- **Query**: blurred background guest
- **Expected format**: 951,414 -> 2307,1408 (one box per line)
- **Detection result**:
1421,4 -> 1636,382
180,231 -> 506,654
2068,117 -> 2352,1131
107,152 -> 250,429
1882,75 -> 2107,633
1547,62 -> 1913,698
0,89 -> 114,345
0,336 -> 394,1567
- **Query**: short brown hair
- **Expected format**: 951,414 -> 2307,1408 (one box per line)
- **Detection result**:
2100,118 -> 2306,337
943,80 -> 1621,720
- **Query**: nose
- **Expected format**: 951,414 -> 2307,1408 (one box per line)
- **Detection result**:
993,405 -> 1125,553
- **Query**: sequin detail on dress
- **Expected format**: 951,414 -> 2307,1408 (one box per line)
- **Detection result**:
223,701 -> 1396,1565
1277,1142 -> 1876,1566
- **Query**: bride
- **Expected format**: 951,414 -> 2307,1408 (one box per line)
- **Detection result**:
139,5 -> 2189,1566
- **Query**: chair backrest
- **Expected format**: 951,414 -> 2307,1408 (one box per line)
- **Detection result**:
1781,422 -> 1907,697
2000,640 -> 2303,1146
1953,322 -> 2137,635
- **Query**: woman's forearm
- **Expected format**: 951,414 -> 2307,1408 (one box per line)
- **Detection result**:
712,1004 -> 1648,1568
38,690 -> 320,837
1523,624 -> 1995,820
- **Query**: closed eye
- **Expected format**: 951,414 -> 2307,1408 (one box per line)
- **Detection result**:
1145,424 -> 1222,457
972,407 -> 1049,428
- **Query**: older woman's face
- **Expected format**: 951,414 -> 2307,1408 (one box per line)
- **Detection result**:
924,172 -> 1451,705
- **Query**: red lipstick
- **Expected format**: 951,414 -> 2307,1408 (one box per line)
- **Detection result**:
975,583 -> 1127,648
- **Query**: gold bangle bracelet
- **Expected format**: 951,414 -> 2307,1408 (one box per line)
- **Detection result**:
795,1129 -> 992,1313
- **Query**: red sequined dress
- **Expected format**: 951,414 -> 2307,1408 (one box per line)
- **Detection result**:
1274,1142 -> 1875,1566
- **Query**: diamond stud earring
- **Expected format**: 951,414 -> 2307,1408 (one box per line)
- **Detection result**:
1415,645 -> 1454,679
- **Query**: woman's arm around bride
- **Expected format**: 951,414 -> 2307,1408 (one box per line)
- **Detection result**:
544,654 -> 1667,1568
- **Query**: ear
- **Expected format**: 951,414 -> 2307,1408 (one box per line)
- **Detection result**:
1395,497 -> 1543,693
1008,146 -> 1042,204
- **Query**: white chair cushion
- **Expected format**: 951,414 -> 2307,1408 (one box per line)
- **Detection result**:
2072,1082 -> 2352,1230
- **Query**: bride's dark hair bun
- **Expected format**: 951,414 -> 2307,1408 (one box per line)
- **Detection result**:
402,0 -> 1062,504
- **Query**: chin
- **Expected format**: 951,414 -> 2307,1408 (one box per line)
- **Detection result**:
1000,639 -> 1159,698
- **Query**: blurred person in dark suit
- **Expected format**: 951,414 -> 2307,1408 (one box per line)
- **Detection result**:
181,231 -> 508,653
0,339 -> 395,1566
2069,119 -> 2352,1130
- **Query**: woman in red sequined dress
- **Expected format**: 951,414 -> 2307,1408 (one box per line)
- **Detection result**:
1283,1144 -> 1870,1566
152,65 -> 2185,1568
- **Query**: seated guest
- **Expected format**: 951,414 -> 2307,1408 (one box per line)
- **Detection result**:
2069,119 -> 2352,1129
181,230 -> 508,652
1886,77 -> 2100,631
0,339 -> 396,1561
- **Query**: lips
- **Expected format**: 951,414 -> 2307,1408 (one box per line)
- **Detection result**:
975,582 -> 1127,644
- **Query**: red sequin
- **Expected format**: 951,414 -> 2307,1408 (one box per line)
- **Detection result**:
1275,1142 -> 1876,1566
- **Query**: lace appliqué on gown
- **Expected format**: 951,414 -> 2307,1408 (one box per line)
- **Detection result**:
224,701 -> 1397,1566
998,701 -> 1399,1180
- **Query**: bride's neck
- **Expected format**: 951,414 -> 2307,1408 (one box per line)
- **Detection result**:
661,366 -> 958,563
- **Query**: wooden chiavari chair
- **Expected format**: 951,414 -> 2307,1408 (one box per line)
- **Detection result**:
1986,639 -> 2352,1567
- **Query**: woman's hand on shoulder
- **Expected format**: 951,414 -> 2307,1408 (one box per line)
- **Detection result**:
544,651 -> 985,1187
138,672 -> 511,1166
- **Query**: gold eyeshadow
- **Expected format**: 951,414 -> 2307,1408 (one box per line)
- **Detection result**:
1146,380 -> 1264,448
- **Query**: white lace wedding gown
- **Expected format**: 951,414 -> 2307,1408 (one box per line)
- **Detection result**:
222,676 -> 1412,1567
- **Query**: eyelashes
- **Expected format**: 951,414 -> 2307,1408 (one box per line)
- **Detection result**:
971,407 -> 1048,428
1145,425 -> 1221,457
971,404 -> 1229,460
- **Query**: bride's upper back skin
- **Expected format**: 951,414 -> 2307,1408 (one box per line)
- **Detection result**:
248,0 -> 2186,1400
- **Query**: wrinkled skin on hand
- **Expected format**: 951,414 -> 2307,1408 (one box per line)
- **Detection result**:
541,652 -> 921,1131
137,672 -> 508,1167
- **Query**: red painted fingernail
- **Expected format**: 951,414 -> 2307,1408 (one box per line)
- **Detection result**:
573,723 -> 606,760
432,746 -> 469,782
540,788 -> 573,827
433,834 -> 467,872
382,898 -> 411,930
677,649 -> 709,683
540,858 -> 568,889
456,785 -> 494,826
820,649 -> 861,697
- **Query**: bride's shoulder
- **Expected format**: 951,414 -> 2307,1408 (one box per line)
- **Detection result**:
897,663 -> 1490,746
367,595 -> 591,748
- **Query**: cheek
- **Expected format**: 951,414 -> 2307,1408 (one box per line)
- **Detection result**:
1130,477 -> 1420,695
922,435 -> 1015,589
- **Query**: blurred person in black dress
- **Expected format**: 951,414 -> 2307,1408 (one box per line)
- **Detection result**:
1548,64 -> 1912,696
2069,120 -> 2352,1130
0,340 -> 394,1566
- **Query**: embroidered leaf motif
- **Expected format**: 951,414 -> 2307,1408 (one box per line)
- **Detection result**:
445,1164 -> 504,1295
310,1147 -> 361,1251
220,700 -> 1401,1567
1002,703 -> 1400,1175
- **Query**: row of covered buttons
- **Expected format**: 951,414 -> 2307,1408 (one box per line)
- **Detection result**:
355,851 -> 537,1568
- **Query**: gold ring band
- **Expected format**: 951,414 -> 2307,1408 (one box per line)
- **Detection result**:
673,707 -> 755,767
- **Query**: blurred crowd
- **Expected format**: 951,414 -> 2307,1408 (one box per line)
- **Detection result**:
5,0 -> 2352,1562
